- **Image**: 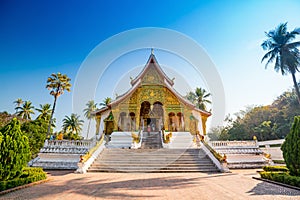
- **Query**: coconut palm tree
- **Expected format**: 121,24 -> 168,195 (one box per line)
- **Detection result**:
99,97 -> 112,108
261,22 -> 300,105
83,100 -> 97,139
16,101 -> 35,120
35,103 -> 52,121
186,87 -> 211,111
46,72 -> 71,136
62,113 -> 84,140
13,98 -> 23,113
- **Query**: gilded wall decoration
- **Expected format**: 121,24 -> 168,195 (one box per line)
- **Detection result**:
141,65 -> 164,85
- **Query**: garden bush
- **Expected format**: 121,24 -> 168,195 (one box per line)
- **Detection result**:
281,116 -> 300,176
263,165 -> 289,172
0,167 -> 47,191
259,171 -> 300,188
0,118 -> 30,181
21,119 -> 47,159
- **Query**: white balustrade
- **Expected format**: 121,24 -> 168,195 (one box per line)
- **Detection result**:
210,141 -> 257,147
46,140 -> 96,148
41,139 -> 96,154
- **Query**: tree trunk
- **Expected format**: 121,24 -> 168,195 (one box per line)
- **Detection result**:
47,95 -> 57,137
291,73 -> 300,105
86,119 -> 91,139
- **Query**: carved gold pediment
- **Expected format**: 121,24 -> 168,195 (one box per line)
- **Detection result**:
141,65 -> 163,85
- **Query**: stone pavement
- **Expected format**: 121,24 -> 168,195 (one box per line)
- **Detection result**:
1,169 -> 300,200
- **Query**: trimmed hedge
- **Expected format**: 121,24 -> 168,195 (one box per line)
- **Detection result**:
273,160 -> 285,164
263,165 -> 289,172
0,167 -> 47,191
259,171 -> 300,188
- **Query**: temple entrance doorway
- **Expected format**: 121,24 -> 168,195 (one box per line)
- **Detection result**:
140,101 -> 164,132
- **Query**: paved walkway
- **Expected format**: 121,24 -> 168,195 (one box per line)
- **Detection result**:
1,169 -> 300,200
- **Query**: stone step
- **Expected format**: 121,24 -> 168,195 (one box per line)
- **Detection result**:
141,132 -> 163,149
103,149 -> 204,152
98,154 -> 208,158
88,147 -> 219,173
92,163 -> 214,169
100,152 -> 206,156
104,149 -> 204,154
90,164 -> 216,169
32,161 -> 78,170
88,168 -> 219,173
95,161 -> 212,165
98,157 -> 208,161
100,153 -> 207,156
94,160 -> 212,164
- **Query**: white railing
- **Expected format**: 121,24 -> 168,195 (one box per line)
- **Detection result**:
201,141 -> 229,173
45,140 -> 96,148
131,130 -> 143,149
76,136 -> 106,174
210,141 -> 257,147
41,140 -> 97,154
160,130 -> 169,148
257,139 -> 284,147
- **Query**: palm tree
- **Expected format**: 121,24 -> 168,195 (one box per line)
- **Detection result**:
83,100 -> 97,139
13,98 -> 23,113
62,113 -> 84,140
261,22 -> 300,105
99,97 -> 112,108
35,103 -> 52,121
46,72 -> 72,136
186,87 -> 212,111
16,101 -> 35,120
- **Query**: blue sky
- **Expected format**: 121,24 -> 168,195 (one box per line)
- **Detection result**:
1,0 -> 300,137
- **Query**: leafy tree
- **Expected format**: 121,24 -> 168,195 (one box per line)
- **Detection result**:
0,112 -> 15,129
211,87 -> 300,141
35,103 -> 52,121
62,113 -> 84,140
46,72 -> 71,136
207,126 -> 229,141
186,87 -> 211,111
0,118 -> 30,181
13,98 -> 23,113
227,117 -> 249,140
83,100 -> 97,139
21,118 -> 47,159
99,97 -> 112,108
209,85 -> 300,141
261,22 -> 300,105
253,121 -> 274,141
281,116 -> 300,176
16,101 -> 35,120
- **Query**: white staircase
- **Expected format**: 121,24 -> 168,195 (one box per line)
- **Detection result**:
88,148 -> 219,173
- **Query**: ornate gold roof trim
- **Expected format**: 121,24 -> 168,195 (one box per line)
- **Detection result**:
130,54 -> 174,86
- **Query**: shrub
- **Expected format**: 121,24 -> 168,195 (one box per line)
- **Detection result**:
0,118 -> 31,181
21,119 -> 47,159
259,171 -> 300,188
273,160 -> 285,164
281,116 -> 300,176
0,167 -> 47,191
263,165 -> 289,172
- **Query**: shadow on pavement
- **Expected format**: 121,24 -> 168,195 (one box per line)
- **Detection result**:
247,182 -> 300,196
45,170 -> 75,176
0,175 -> 203,199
